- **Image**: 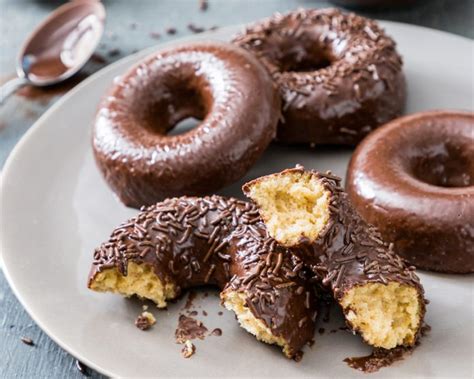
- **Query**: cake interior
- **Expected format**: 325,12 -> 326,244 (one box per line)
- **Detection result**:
222,290 -> 291,357
341,282 -> 421,349
89,262 -> 176,308
244,170 -> 331,246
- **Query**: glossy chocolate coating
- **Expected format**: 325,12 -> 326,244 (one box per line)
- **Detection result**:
346,111 -> 474,273
233,8 -> 406,145
93,42 -> 280,208
88,196 -> 316,357
244,167 -> 425,346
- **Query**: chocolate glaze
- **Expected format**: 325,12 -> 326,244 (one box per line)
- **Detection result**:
346,111 -> 474,273
175,315 -> 208,343
93,42 -> 280,209
88,196 -> 316,357
233,8 -> 406,145
243,167 -> 426,347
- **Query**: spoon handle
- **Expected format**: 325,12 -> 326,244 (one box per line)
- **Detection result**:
0,76 -> 29,105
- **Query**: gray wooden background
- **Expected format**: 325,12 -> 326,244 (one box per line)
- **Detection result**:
0,0 -> 472,378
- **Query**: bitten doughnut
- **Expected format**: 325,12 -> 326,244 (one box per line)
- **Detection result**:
88,196 -> 316,358
93,42 -> 280,208
244,167 -> 426,350
233,8 -> 406,145
346,111 -> 474,273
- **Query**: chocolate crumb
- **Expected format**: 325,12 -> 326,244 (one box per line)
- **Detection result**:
318,328 -> 325,335
20,337 -> 34,346
135,312 -> 156,331
166,27 -> 177,35
330,329 -> 337,333
218,311 -> 223,316
149,31 -> 161,40
211,328 -> 222,336
202,310 -> 208,316
209,25 -> 219,31
188,311 -> 198,316
75,360 -> 90,376
188,23 -> 205,33
199,0 -> 208,11
108,48 -> 120,58
293,351 -> 304,362
181,340 -> 196,358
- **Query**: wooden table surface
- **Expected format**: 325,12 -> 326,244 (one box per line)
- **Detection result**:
0,0 -> 472,377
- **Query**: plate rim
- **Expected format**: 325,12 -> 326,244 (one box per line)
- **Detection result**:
1,20 -> 473,377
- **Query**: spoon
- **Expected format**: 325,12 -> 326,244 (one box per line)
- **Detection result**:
0,1 -> 106,104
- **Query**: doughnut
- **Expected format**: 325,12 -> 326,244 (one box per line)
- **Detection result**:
88,196 -> 316,358
346,111 -> 474,273
243,167 -> 426,350
93,42 -> 280,208
233,8 -> 406,145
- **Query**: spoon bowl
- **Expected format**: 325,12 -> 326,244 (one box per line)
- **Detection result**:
0,1 -> 105,103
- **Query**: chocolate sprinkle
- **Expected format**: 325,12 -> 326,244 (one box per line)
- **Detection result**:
20,337 -> 34,346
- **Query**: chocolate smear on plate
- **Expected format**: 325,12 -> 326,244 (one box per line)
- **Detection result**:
344,346 -> 411,373
345,324 -> 431,372
175,315 -> 208,344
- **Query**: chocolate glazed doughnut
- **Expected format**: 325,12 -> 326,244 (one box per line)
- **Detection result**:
93,42 -> 280,208
88,196 -> 316,358
244,167 -> 426,350
346,111 -> 474,273
233,8 -> 406,145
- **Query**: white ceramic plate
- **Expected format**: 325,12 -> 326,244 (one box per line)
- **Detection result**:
1,22 -> 473,378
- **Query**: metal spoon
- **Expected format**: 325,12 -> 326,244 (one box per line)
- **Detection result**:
0,1 -> 106,104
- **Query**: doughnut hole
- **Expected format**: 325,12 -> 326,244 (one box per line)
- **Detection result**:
244,170 -> 331,246
221,290 -> 291,357
409,141 -> 474,188
89,262 -> 176,308
168,117 -> 202,136
272,35 -> 335,73
131,62 -> 211,136
340,282 -> 421,349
